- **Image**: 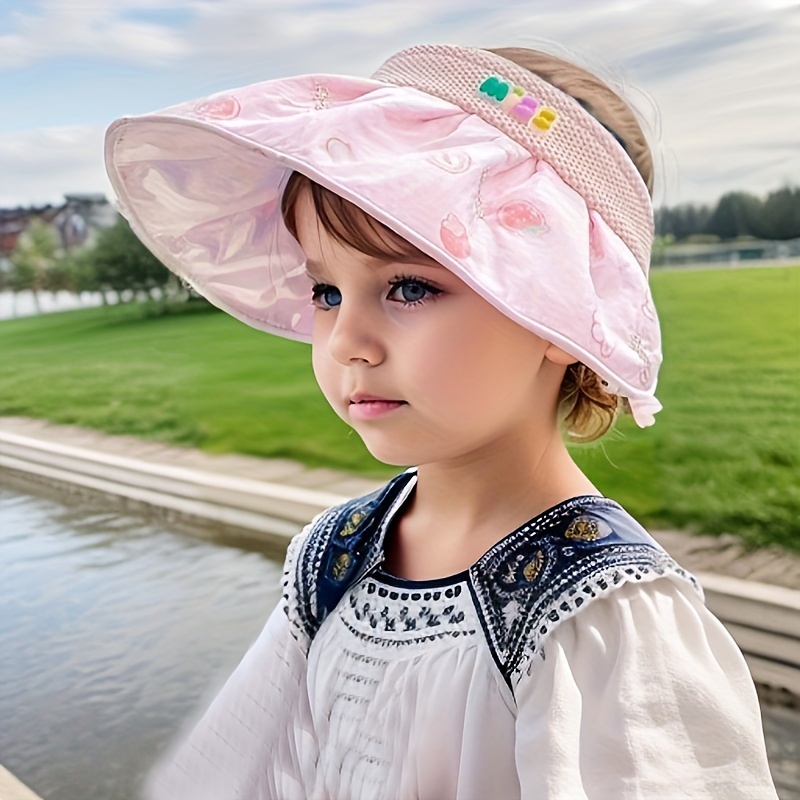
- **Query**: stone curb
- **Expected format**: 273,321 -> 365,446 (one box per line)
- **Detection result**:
697,572 -> 800,697
0,430 -> 345,546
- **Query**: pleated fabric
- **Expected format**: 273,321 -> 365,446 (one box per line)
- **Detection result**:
145,564 -> 778,799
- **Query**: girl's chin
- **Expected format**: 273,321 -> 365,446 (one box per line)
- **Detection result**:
353,431 -> 461,469
359,441 -> 418,468
350,431 -> 426,468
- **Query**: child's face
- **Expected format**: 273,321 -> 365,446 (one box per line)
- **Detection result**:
293,189 -> 573,467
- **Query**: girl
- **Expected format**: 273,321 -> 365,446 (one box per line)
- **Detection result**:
105,44 -> 778,799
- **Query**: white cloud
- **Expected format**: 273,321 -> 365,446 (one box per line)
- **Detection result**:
0,0 -> 797,206
456,0 -> 800,203
0,126 -> 112,207
0,1 -> 189,68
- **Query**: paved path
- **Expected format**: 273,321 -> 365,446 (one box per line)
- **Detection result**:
2,415 -> 799,591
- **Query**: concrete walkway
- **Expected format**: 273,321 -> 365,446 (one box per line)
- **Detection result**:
2,414 -> 799,591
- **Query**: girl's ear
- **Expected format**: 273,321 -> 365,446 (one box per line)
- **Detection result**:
543,342 -> 579,366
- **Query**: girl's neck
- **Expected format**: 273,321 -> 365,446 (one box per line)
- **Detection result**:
385,429 -> 599,581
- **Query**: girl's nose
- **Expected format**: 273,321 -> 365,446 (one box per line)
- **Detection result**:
326,300 -> 386,367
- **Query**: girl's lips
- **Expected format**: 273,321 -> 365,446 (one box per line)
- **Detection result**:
348,398 -> 407,421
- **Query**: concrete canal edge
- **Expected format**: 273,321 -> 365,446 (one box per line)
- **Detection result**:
0,765 -> 44,800
696,572 -> 800,700
0,428 -> 362,548
2,429 -> 800,703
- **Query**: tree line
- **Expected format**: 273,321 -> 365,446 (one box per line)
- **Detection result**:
656,186 -> 800,242
2,185 -> 798,313
0,214 -> 189,313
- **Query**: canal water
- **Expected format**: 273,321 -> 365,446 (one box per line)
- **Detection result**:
1,478 -> 798,800
0,479 -> 284,800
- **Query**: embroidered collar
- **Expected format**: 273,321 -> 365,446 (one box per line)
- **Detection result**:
284,469 -> 699,687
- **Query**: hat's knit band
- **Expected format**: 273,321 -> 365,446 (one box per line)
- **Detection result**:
372,45 -> 654,273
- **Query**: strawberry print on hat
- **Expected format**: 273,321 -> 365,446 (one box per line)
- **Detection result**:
194,96 -> 241,120
497,200 -> 548,235
440,213 -> 471,258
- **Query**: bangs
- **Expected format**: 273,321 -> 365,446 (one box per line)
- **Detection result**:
281,171 -> 429,263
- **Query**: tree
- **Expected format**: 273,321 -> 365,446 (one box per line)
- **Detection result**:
704,192 -> 761,240
61,247 -> 101,298
754,187 -> 800,240
83,214 -> 171,300
8,218 -> 57,312
655,203 -> 712,240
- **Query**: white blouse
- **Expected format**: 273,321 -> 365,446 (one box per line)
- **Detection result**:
146,484 -> 778,800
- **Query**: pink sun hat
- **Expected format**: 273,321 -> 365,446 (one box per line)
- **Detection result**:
104,44 -> 662,426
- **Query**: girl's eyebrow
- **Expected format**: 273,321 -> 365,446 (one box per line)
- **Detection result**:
305,255 -> 445,275
304,260 -> 330,281
378,254 -> 446,269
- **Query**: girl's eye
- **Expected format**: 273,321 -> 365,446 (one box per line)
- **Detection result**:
311,283 -> 342,309
387,278 -> 441,306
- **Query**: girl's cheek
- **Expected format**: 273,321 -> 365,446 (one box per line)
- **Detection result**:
311,306 -> 333,339
311,344 -> 339,405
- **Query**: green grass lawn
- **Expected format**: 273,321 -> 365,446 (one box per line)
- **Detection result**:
1,266 -> 798,550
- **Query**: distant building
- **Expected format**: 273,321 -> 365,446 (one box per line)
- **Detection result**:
0,208 -> 42,257
0,194 -> 117,257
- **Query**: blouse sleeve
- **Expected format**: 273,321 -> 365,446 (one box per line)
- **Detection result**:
513,577 -> 779,800
144,527 -> 316,800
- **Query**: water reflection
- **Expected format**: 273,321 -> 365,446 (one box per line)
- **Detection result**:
0,480 -> 285,800
0,477 -> 798,799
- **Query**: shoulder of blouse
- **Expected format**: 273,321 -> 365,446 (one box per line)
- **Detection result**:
281,469 -> 418,649
467,497 -> 701,689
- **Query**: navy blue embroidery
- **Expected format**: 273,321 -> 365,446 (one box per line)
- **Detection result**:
345,578 -> 474,642
468,498 -> 698,687
289,470 -> 417,641
349,579 -> 474,636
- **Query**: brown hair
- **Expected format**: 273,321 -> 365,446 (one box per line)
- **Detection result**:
281,47 -> 655,442
282,175 -> 426,264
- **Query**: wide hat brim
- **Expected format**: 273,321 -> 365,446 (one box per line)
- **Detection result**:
105,46 -> 662,426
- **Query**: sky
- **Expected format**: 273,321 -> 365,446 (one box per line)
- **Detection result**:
1,0 -> 798,210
